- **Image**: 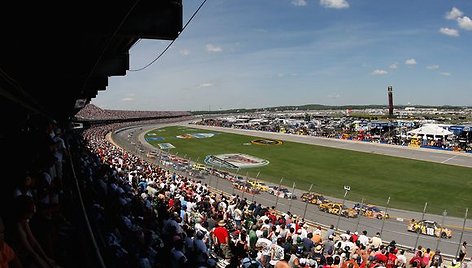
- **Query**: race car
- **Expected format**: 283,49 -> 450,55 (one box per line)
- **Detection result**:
247,180 -> 270,192
353,203 -> 390,219
407,219 -> 452,239
301,192 -> 329,205
319,202 -> 358,218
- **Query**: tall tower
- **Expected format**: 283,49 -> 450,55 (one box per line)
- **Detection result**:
387,86 -> 393,117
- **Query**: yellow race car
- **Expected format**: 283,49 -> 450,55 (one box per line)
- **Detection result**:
319,202 -> 358,218
301,192 -> 329,205
247,180 -> 270,192
353,203 -> 390,220
407,219 -> 452,239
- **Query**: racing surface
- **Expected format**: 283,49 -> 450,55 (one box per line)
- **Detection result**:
111,121 -> 472,259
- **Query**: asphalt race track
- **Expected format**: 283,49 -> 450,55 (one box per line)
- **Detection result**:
110,121 -> 472,259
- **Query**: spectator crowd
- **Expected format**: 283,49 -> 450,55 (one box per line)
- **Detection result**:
0,112 -> 469,268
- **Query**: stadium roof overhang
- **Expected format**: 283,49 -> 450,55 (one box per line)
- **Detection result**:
0,0 -> 182,128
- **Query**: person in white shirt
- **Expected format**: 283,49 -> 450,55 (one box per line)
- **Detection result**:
370,232 -> 382,250
255,230 -> 272,267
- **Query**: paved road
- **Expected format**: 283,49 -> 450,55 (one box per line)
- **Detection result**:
110,121 -> 472,259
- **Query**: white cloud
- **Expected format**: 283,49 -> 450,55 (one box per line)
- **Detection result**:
291,0 -> 307,6
389,63 -> 398,69
405,58 -> 417,65
457,16 -> 472,30
320,0 -> 349,9
206,44 -> 223,52
180,49 -> 190,56
426,65 -> 439,70
440,72 -> 451,76
439,27 -> 460,37
371,69 -> 388,75
197,83 -> 214,88
121,97 -> 134,102
327,93 -> 341,99
445,7 -> 463,20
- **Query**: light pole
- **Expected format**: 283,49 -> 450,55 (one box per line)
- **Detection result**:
336,185 -> 351,231
232,167 -> 240,195
414,202 -> 428,250
274,177 -> 284,209
288,182 -> 296,212
303,184 -> 314,220
380,196 -> 390,236
436,210 -> 447,251
355,197 -> 365,232
251,171 -> 261,203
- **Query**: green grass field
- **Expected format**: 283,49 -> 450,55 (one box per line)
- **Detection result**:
145,126 -> 472,217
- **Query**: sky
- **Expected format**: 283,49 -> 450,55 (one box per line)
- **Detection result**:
92,0 -> 472,111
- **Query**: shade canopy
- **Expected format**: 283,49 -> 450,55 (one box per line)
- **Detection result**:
407,124 -> 453,137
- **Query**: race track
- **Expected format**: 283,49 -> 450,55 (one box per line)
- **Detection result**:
111,121 -> 472,259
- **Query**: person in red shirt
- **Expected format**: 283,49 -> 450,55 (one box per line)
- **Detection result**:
409,251 -> 426,268
374,248 -> 388,265
386,247 -> 398,268
212,220 -> 230,259
350,232 -> 359,243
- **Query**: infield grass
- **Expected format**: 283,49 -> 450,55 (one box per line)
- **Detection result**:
145,126 -> 472,217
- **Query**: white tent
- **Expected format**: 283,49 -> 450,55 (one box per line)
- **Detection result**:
407,124 -> 453,139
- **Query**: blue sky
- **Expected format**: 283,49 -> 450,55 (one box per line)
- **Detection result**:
92,0 -> 472,111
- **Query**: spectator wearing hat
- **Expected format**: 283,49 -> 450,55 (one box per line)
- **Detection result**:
350,232 -> 359,243
311,228 -> 323,245
323,235 -> 335,256
311,244 -> 326,266
211,220 -> 230,259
